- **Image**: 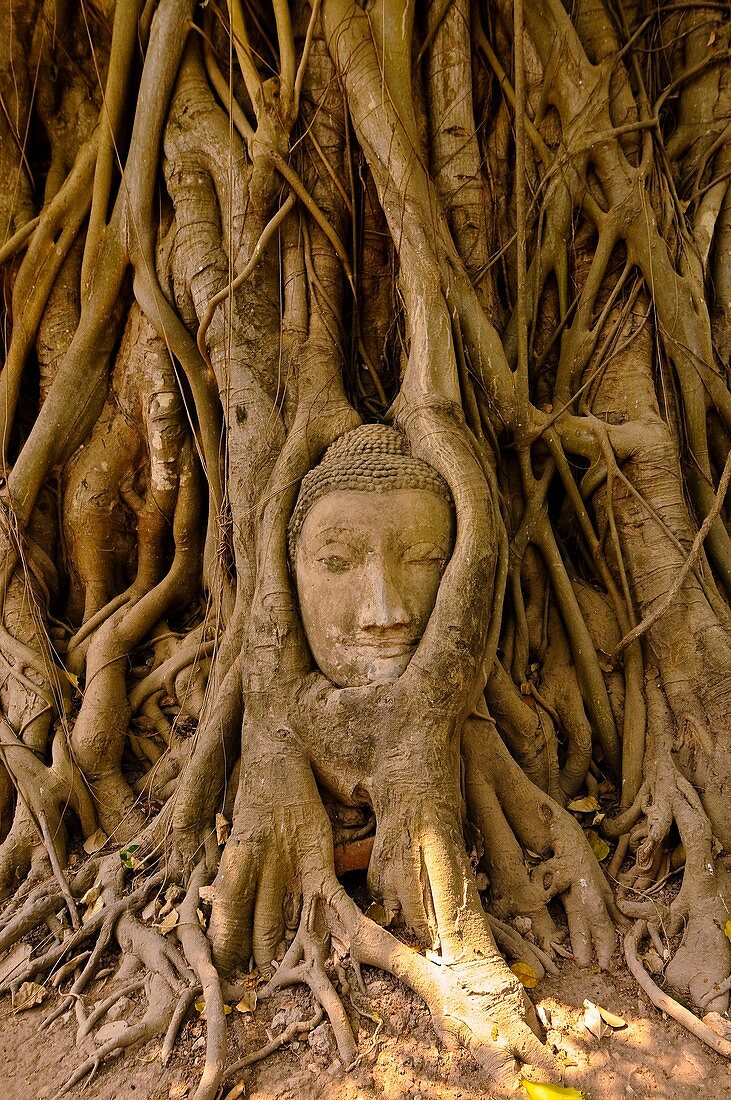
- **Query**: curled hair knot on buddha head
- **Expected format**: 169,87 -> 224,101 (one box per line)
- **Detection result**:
288,424 -> 453,561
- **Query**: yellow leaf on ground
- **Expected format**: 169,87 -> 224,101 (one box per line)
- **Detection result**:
511,962 -> 539,988
597,1004 -> 626,1029
724,919 -> 731,944
586,829 -> 610,861
521,1080 -> 584,1099
13,981 -> 47,1012
222,1083 -> 245,1100
235,990 -> 257,1014
193,997 -> 231,1019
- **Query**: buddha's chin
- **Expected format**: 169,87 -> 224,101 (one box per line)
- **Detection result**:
349,646 -> 416,687
364,652 -> 412,684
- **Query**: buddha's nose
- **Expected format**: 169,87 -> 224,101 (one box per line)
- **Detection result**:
358,558 -> 410,630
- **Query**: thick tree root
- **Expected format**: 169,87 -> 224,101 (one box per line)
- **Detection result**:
329,886 -> 561,1095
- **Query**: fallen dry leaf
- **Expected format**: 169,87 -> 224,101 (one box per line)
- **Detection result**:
168,1082 -> 189,1099
582,999 -> 610,1039
222,1083 -> 245,1100
82,894 -> 105,924
235,990 -> 257,1014
83,828 -> 107,854
155,908 -> 179,935
194,999 -> 231,1020
365,901 -> 389,926
585,829 -> 610,861
13,981 -> 47,1012
567,796 -> 600,813
596,1003 -> 626,1029
79,883 -> 102,907
141,898 -> 158,922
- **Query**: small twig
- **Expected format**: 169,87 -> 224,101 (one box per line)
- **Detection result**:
38,812 -> 81,931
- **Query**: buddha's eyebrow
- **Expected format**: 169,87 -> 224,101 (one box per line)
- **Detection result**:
305,526 -> 364,551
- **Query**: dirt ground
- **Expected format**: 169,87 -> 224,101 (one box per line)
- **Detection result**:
2,951 -> 729,1100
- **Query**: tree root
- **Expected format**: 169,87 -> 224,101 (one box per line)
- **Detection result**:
605,677 -> 731,1013
53,973 -> 178,1099
75,975 -> 147,1041
220,1006 -> 325,1083
328,888 -> 562,1095
176,864 -> 227,1100
162,984 -> 202,1064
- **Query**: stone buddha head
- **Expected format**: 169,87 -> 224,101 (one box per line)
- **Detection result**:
289,425 -> 455,688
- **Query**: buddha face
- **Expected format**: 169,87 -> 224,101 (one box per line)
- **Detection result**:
294,488 -> 454,688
